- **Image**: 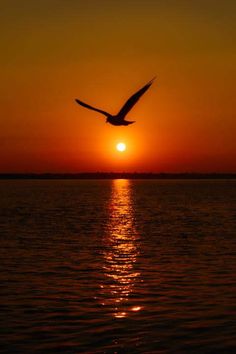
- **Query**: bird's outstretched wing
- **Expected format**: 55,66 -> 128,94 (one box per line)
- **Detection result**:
75,99 -> 110,117
118,77 -> 156,119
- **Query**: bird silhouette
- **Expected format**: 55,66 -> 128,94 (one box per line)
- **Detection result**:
75,77 -> 155,126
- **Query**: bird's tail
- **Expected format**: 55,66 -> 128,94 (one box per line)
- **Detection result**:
124,120 -> 135,125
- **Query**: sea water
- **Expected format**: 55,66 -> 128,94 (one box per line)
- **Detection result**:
0,179 -> 236,353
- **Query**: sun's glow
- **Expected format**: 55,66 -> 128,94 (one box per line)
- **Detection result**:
116,142 -> 126,152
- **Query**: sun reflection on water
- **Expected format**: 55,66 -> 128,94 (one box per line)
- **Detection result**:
100,179 -> 141,318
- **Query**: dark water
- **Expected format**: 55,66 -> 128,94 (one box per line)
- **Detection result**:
0,179 -> 236,353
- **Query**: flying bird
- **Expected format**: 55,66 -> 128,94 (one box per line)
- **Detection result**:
75,77 -> 156,126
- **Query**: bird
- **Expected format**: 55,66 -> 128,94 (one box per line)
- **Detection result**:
75,77 -> 156,126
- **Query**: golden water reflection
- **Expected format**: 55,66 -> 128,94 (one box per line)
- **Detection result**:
101,179 -> 141,318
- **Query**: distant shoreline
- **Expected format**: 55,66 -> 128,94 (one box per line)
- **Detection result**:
1,173 -> 236,180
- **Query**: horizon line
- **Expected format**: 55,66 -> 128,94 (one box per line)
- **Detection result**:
1,172 -> 236,180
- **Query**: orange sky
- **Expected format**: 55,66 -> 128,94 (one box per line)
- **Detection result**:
0,0 -> 236,172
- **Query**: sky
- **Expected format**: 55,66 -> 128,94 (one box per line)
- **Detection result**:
0,0 -> 236,173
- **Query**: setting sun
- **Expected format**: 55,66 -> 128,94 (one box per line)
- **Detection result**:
116,142 -> 126,152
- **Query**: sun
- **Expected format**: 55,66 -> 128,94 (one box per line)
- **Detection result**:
116,142 -> 126,152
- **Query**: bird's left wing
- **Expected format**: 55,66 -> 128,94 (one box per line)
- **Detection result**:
117,77 -> 156,119
75,99 -> 110,117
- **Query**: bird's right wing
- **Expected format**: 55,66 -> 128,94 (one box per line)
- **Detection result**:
118,77 -> 156,119
75,99 -> 110,117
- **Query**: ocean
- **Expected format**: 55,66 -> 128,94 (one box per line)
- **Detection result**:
0,179 -> 236,353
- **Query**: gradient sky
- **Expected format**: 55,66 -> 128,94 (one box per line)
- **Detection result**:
1,0 -> 235,172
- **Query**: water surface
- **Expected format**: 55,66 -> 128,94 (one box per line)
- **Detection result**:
0,179 -> 236,353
